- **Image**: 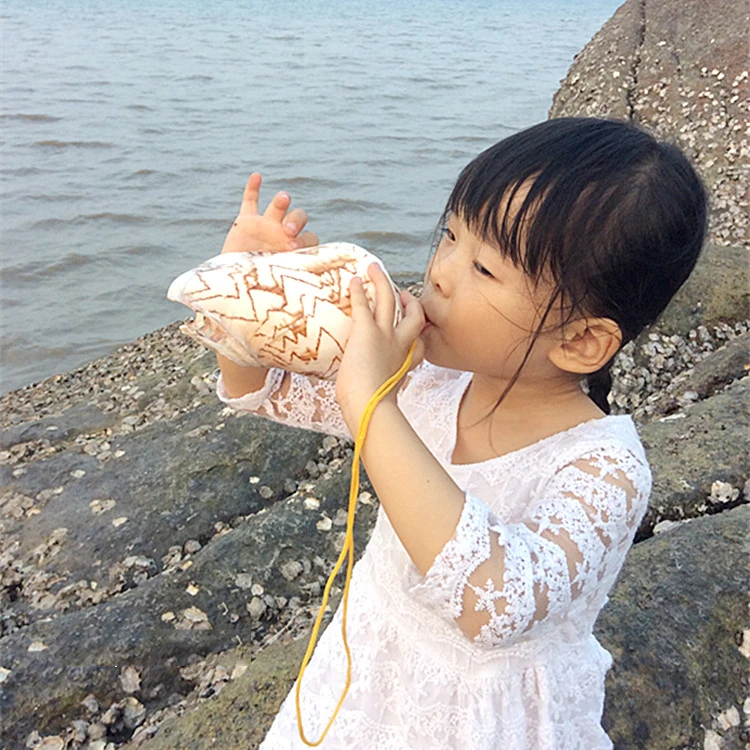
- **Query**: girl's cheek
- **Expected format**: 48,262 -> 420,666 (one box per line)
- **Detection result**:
424,255 -> 438,285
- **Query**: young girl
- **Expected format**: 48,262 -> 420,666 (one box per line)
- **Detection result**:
215,118 -> 707,749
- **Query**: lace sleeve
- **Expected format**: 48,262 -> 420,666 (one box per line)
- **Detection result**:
215,360 -> 450,439
217,370 -> 351,439
408,447 -> 651,649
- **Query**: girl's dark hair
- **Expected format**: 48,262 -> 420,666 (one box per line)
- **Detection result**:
442,117 -> 708,414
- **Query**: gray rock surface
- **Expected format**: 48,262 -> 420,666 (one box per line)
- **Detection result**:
635,332 -> 749,421
608,247 -> 748,416
549,0 -> 749,248
124,637 -> 310,750
637,375 -> 748,538
1,402 -> 323,636
651,244 -> 749,337
598,505 -> 749,749
1,448 -> 376,744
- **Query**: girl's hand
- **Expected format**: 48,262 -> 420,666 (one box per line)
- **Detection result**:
336,263 -> 425,432
220,172 -> 319,255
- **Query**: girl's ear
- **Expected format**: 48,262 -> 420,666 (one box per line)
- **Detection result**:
548,317 -> 622,374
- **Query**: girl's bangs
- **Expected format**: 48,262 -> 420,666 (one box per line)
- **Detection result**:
445,163 -> 562,285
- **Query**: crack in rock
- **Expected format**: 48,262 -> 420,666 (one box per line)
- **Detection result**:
626,0 -> 647,120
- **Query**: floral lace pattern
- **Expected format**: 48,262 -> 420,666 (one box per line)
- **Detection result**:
217,367 -> 351,438
218,362 -> 651,749
411,450 -> 647,650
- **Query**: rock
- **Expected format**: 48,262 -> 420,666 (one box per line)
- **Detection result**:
119,666 -> 141,695
122,697 -> 146,730
550,0 -> 749,249
548,0 -> 640,121
129,506 -> 749,750
637,376 -> 748,537
246,597 -> 266,620
610,317 -> 748,416
651,245 -> 749,337
123,639 -> 310,750
597,505 -> 749,749
36,737 -> 65,750
0,402 -> 323,638
81,694 -> 99,714
0,403 -> 118,453
634,332 -> 750,420
278,560 -> 304,582
0,465 -> 377,744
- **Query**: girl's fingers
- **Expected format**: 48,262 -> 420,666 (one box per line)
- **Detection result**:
367,263 -> 396,330
295,230 -> 319,248
239,175 -> 315,244
395,292 -> 425,348
348,276 -> 370,323
268,192 -> 293,222
282,207 -> 309,236
347,275 -> 424,375
408,336 -> 425,370
241,172 -> 262,214
398,291 -> 426,340
263,190 -> 292,222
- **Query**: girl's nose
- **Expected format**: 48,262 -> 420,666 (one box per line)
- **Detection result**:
428,246 -> 454,297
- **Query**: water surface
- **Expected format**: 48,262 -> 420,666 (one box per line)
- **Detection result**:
0,0 -> 622,392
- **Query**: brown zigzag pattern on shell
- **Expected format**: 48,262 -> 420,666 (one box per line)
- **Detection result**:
167,243 -> 402,379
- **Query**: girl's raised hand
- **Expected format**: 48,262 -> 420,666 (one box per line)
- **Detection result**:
336,263 -> 425,431
220,172 -> 319,255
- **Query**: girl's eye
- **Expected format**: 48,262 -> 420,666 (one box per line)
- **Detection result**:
440,226 -> 456,242
473,261 -> 494,279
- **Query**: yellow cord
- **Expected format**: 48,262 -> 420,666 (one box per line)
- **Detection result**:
295,341 -> 418,746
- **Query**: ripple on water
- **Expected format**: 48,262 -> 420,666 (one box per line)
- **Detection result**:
0,113 -> 62,122
351,230 -> 427,249
320,198 -> 392,213
2,252 -> 99,282
33,139 -> 116,149
29,213 -> 152,230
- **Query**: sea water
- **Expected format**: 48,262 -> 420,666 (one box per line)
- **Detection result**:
0,0 -> 622,393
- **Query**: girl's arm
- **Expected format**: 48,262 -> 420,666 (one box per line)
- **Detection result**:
216,354 -> 269,399
336,267 -> 465,570
409,449 -> 650,648
336,266 -> 651,647
215,173 -> 318,399
218,366 -> 352,439
214,174 -> 352,437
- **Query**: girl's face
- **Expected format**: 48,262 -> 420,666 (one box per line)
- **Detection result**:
419,213 -> 565,385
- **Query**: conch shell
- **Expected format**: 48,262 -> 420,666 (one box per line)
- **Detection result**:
167,242 -> 402,379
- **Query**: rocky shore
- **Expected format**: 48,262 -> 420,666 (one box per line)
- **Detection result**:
1,0 -> 748,748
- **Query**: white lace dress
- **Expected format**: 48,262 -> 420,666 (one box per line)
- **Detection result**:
217,361 -> 651,749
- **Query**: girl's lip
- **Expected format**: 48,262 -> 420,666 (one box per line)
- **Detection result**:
418,294 -> 438,329
421,306 -> 436,328
420,316 -> 436,335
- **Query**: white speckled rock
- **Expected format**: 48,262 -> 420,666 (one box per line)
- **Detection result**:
167,243 -> 402,379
